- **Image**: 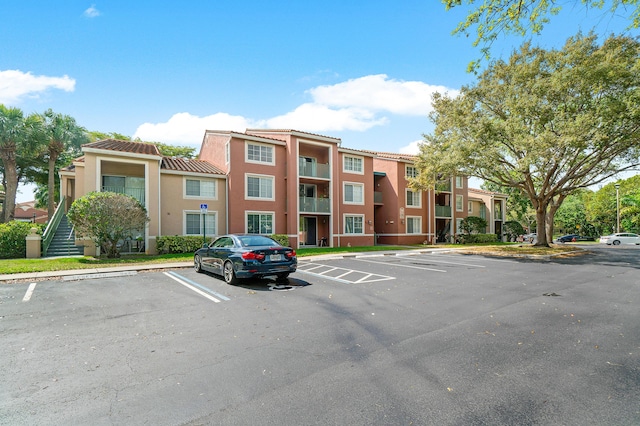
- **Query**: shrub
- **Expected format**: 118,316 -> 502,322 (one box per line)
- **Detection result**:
458,233 -> 498,244
0,221 -> 43,259
269,234 -> 291,246
156,235 -> 213,254
504,220 -> 525,241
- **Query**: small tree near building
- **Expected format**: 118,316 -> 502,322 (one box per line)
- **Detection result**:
460,216 -> 488,235
67,192 -> 149,258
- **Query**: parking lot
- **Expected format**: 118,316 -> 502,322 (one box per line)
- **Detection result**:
1,246 -> 639,425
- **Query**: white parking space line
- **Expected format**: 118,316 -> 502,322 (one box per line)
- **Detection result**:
164,271 -> 230,303
352,258 -> 447,273
296,262 -> 395,284
397,257 -> 486,268
22,283 -> 37,302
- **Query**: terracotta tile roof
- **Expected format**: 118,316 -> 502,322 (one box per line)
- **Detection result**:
468,187 -> 508,197
246,129 -> 342,142
365,150 -> 418,161
161,157 -> 225,175
83,139 -> 162,156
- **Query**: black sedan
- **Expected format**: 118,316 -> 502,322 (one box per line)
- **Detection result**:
556,234 -> 595,243
194,234 -> 297,284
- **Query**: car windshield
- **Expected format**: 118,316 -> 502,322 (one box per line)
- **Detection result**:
239,235 -> 281,247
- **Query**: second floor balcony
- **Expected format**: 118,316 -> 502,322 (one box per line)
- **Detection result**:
435,205 -> 451,217
300,196 -> 330,213
102,186 -> 145,205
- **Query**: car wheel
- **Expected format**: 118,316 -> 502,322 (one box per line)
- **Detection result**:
223,261 -> 238,285
277,272 -> 290,281
613,240 -> 621,245
194,254 -> 203,272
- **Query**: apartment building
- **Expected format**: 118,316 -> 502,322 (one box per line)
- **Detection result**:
57,131 -> 507,255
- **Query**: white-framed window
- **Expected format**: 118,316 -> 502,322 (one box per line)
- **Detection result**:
406,189 -> 422,208
245,174 -> 274,200
344,215 -> 364,234
468,201 -> 473,214
455,176 -> 463,188
456,194 -> 464,211
185,178 -> 216,199
343,155 -> 363,174
406,216 -> 422,234
456,218 -> 464,234
225,142 -> 230,164
246,212 -> 274,234
405,165 -> 418,178
185,211 -> 217,236
343,182 -> 364,204
245,142 -> 274,165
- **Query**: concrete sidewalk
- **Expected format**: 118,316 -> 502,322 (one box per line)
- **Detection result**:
0,247 -> 457,283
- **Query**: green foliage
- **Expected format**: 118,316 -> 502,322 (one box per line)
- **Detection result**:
504,220 -> 525,241
268,234 -> 291,246
154,142 -> 196,159
443,0 -> 640,71
156,235 -> 213,254
0,221 -> 43,259
460,216 -> 488,234
457,233 -> 498,244
414,34 -> 640,246
67,192 -> 149,258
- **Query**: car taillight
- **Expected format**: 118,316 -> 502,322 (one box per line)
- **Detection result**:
242,251 -> 265,261
285,250 -> 296,258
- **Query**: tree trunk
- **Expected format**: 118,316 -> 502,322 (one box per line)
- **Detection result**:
0,152 -> 18,222
545,194 -> 567,244
535,206 -> 550,247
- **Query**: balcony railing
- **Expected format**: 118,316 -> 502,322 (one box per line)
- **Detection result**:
299,159 -> 330,179
374,191 -> 383,204
102,186 -> 145,205
435,205 -> 451,217
300,196 -> 330,213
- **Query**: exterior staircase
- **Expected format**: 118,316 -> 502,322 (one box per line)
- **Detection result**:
45,215 -> 84,257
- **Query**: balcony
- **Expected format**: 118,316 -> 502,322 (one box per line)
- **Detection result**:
374,191 -> 383,204
435,181 -> 451,192
299,158 -> 330,179
102,186 -> 145,205
300,196 -> 330,213
435,205 -> 451,217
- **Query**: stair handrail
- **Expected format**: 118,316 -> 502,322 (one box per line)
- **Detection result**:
42,196 -> 66,257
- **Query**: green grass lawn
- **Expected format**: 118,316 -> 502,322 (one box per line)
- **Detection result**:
0,243 -> 582,276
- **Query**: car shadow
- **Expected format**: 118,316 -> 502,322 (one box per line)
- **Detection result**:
199,270 -> 312,291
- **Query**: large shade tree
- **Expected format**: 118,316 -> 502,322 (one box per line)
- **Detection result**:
443,0 -> 640,70
412,33 -> 640,246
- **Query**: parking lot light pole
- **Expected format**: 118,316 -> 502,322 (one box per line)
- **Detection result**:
615,183 -> 621,233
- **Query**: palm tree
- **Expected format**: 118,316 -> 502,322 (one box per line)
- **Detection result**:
40,109 -> 88,218
0,105 -> 36,222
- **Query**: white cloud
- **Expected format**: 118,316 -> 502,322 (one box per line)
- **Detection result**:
266,103 -> 387,132
133,112 -> 264,146
133,74 -> 458,145
308,74 -> 458,116
399,140 -> 423,155
84,5 -> 101,18
0,70 -> 75,104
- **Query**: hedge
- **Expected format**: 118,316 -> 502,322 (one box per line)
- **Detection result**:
458,233 -> 498,244
0,221 -> 44,259
156,234 -> 293,254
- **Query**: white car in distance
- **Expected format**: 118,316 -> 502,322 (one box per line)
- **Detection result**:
599,233 -> 640,245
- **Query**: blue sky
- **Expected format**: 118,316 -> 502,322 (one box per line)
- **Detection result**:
2,1 -> 637,201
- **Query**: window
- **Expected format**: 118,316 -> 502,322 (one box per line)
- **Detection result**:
406,189 -> 422,208
405,165 -> 418,178
343,155 -> 363,174
345,215 -> 364,234
246,212 -> 274,234
407,216 -> 421,234
468,201 -> 473,214
246,142 -> 274,164
344,182 -> 364,204
246,174 -> 274,200
185,179 -> 216,198
185,211 -> 216,236
456,194 -> 464,211
456,218 -> 464,234
455,176 -> 463,188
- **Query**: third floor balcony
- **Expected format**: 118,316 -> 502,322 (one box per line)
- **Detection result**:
300,196 -> 330,213
299,157 -> 330,179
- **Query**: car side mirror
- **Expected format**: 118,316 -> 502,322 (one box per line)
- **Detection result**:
202,243 -> 209,248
